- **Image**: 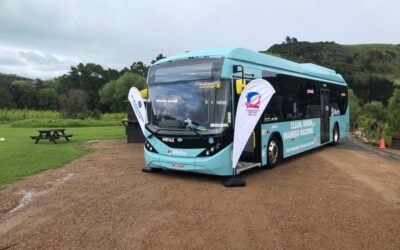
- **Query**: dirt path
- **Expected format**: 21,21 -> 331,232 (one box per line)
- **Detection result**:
0,140 -> 399,249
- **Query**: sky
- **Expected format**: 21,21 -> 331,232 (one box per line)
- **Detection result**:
0,0 -> 399,79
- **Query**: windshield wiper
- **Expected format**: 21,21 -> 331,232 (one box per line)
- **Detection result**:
183,121 -> 208,141
185,125 -> 206,140
191,120 -> 207,129
146,125 -> 158,138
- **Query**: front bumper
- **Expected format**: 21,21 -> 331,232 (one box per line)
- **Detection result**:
144,144 -> 233,176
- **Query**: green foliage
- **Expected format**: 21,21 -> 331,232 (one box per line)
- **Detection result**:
0,125 -> 124,188
56,63 -> 118,110
352,76 -> 394,105
60,89 -> 89,119
151,54 -> 166,64
11,118 -> 122,128
363,101 -> 388,122
101,112 -> 126,121
387,89 -> 400,137
38,88 -> 59,110
0,109 -> 61,123
357,101 -> 388,141
130,61 -> 149,77
348,89 -> 361,129
10,80 -> 38,109
99,72 -> 146,112
0,109 -> 125,124
0,87 -> 13,108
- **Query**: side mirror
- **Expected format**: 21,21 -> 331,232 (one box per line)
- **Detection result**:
235,79 -> 246,94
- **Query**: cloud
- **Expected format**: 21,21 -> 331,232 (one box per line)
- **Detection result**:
0,47 -> 77,79
0,0 -> 399,79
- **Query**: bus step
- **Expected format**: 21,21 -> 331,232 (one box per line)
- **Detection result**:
236,161 -> 261,174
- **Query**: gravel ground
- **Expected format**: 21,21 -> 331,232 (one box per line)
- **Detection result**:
0,139 -> 399,249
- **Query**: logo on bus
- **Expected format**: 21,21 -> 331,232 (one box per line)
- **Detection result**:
245,92 -> 261,109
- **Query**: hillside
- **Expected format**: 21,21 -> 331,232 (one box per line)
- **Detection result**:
265,41 -> 400,84
264,40 -> 400,104
0,72 -> 32,89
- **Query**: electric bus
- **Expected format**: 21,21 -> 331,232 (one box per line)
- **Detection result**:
142,48 -> 348,177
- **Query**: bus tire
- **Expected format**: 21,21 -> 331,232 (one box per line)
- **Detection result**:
264,135 -> 282,169
332,124 -> 340,146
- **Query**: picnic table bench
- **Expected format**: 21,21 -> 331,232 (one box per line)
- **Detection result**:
30,128 -> 73,144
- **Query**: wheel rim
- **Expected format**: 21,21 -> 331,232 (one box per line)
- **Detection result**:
268,140 -> 279,164
334,128 -> 339,142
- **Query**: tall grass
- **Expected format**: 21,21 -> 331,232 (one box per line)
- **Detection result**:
101,112 -> 126,121
0,109 -> 126,125
11,119 -> 122,128
0,109 -> 61,123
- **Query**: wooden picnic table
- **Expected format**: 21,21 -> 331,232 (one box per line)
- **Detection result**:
30,128 -> 73,144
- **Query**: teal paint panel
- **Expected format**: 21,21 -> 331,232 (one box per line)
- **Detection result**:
144,130 -> 205,157
261,118 -> 321,162
144,143 -> 233,176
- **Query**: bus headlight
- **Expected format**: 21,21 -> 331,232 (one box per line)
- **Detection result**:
199,143 -> 222,157
144,140 -> 158,153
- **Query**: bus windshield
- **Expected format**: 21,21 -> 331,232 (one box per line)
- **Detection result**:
148,79 -> 231,134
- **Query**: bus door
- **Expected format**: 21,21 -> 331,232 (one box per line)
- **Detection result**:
242,121 -> 261,162
320,88 -> 330,143
234,77 -> 260,162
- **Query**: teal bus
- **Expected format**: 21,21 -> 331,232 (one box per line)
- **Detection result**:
142,48 -> 348,182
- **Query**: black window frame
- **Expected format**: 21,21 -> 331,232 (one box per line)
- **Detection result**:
262,71 -> 348,123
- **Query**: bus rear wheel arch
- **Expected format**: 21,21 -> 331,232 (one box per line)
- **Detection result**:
263,133 -> 282,169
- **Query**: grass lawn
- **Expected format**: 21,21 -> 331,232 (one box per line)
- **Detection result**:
0,125 -> 125,189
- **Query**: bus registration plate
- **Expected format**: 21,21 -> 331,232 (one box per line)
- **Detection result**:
172,162 -> 184,169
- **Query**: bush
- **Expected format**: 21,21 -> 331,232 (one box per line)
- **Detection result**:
357,101 -> 388,141
348,89 -> 361,130
99,72 -> 146,112
60,89 -> 89,119
38,88 -> 59,110
387,89 -> 400,137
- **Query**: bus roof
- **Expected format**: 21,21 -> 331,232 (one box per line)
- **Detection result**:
154,48 -> 346,85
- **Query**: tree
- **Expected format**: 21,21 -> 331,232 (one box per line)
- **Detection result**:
363,77 -> 394,105
0,87 -> 13,108
387,89 -> 400,136
99,72 -> 146,112
10,80 -> 38,109
56,63 -> 120,111
151,54 -> 166,64
59,89 -> 89,118
284,36 -> 298,44
38,88 -> 59,110
130,61 -> 148,77
348,89 -> 361,129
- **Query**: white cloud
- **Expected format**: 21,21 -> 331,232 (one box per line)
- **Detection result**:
0,0 -> 399,79
0,47 -> 77,79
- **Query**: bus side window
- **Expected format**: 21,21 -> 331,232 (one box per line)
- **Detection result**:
304,81 -> 320,118
329,85 -> 348,116
262,73 -> 283,123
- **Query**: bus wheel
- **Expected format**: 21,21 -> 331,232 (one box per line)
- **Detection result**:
265,135 -> 281,169
332,124 -> 340,146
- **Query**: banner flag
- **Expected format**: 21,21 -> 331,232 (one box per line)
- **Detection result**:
232,79 -> 275,169
128,87 -> 148,135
